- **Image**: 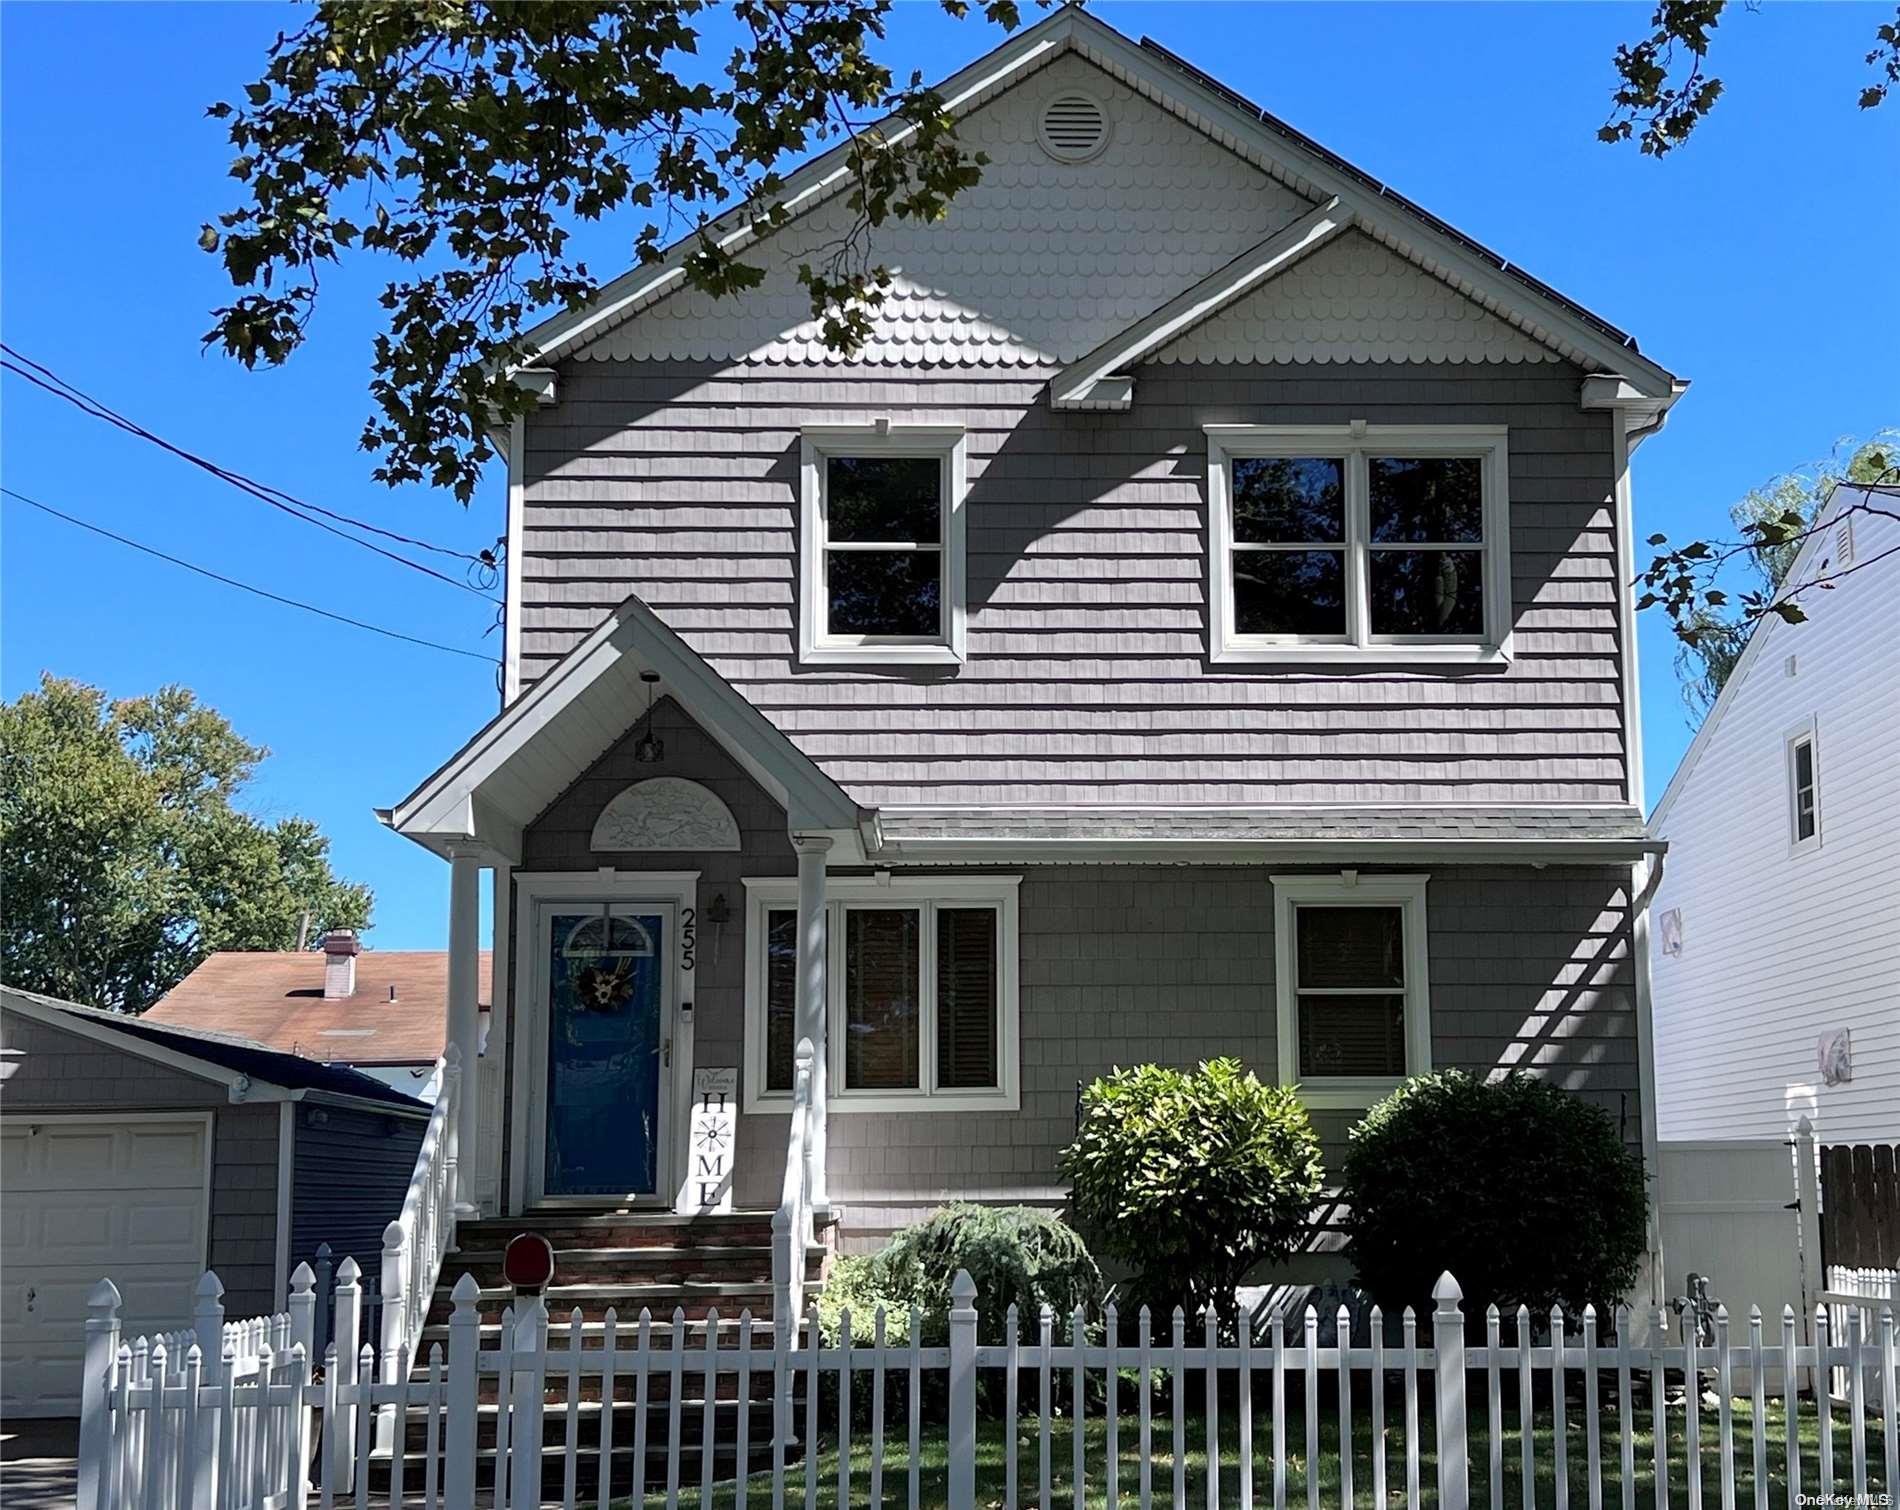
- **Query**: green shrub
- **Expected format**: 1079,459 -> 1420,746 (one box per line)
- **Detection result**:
1060,1058 -> 1325,1325
1342,1069 -> 1648,1319
818,1203 -> 1102,1347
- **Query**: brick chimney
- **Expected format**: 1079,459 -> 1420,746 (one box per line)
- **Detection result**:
322,929 -> 361,1000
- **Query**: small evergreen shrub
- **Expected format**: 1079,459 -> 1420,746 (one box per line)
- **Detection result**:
1060,1057 -> 1325,1325
1342,1069 -> 1648,1319
818,1203 -> 1102,1346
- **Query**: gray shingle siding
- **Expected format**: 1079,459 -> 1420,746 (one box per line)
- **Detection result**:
515,703 -> 1641,1240
289,1104 -> 426,1281
0,1012 -> 283,1316
518,358 -> 1626,807
813,863 -> 1639,1235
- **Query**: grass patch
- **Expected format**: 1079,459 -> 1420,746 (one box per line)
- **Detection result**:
633,1396 -> 1890,1509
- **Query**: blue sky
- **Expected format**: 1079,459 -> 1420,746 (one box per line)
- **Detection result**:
3,2 -> 1894,948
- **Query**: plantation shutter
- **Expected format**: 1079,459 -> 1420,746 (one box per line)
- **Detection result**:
764,908 -> 798,1091
935,907 -> 999,1090
844,908 -> 922,1089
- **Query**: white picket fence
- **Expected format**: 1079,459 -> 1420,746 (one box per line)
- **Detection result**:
79,1264 -> 1898,1510
1825,1265 -> 1900,1408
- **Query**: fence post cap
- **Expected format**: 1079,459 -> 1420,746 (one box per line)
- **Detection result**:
451,1272 -> 482,1305
1432,1271 -> 1463,1306
950,1268 -> 977,1305
382,1220 -> 406,1251
315,1241 -> 333,1258
88,1277 -> 122,1313
337,1255 -> 362,1284
195,1271 -> 225,1301
444,1041 -> 462,1067
1796,1113 -> 1814,1134
794,1036 -> 816,1069
290,1262 -> 316,1293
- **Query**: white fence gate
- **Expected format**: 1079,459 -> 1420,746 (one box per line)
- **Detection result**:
80,1263 -> 1898,1510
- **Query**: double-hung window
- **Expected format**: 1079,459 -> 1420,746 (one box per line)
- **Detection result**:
799,426 -> 968,665
744,875 -> 1018,1112
1271,873 -> 1432,1107
1786,722 -> 1821,854
1207,425 -> 1510,663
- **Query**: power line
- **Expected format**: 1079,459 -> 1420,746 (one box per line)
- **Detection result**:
0,344 -> 502,602
4,486 -> 499,666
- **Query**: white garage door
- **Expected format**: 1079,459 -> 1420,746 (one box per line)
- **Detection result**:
1,1115 -> 210,1418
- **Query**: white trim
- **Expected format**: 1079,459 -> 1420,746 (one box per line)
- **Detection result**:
1784,717 -> 1822,857
1270,872 -> 1432,1109
1050,199 -> 1347,409
797,426 -> 969,667
1206,425 -> 1513,665
741,874 -> 1021,1115
502,416 -> 525,706
870,837 -> 1659,865
510,871 -> 699,1212
387,592 -> 864,848
274,1101 -> 294,1305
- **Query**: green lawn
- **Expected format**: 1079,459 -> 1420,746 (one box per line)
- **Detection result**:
634,1397 -> 1891,1509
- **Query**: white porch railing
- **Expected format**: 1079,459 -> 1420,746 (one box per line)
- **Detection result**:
771,1037 -> 818,1324
78,1265 -> 1900,1510
378,1044 -> 462,1376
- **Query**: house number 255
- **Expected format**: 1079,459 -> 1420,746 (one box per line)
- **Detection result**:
680,907 -> 697,973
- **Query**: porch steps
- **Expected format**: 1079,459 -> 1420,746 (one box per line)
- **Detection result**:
384,1208 -> 828,1498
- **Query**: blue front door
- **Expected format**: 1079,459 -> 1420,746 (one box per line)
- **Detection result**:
543,908 -> 666,1199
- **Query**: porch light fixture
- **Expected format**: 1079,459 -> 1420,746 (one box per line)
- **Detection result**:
706,891 -> 731,965
634,670 -> 664,764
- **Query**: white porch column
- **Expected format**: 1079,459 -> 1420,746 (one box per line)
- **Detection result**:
793,834 -> 832,1213
447,845 -> 484,1216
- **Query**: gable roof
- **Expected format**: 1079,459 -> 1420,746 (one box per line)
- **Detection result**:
512,6 -> 1682,403
1647,484 -> 1892,835
143,950 -> 492,1066
1,985 -> 429,1112
384,592 -> 867,861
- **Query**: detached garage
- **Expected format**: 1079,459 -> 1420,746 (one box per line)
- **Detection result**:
0,985 -> 428,1418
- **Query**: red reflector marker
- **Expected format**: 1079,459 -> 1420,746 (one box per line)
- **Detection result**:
503,1232 -> 556,1293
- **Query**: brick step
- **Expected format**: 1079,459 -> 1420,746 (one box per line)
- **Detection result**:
453,1212 -> 778,1250
444,1245 -> 795,1290
426,1281 -> 777,1327
415,1314 -> 788,1356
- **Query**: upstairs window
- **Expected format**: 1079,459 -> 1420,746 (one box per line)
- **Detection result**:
1208,426 -> 1511,664
1787,724 -> 1821,853
799,427 -> 967,665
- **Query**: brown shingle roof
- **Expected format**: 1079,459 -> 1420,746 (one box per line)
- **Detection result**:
144,951 -> 492,1066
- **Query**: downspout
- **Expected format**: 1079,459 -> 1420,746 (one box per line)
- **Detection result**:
1630,848 -> 1667,1309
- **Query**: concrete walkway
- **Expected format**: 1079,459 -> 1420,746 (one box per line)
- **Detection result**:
0,1418 -> 77,1509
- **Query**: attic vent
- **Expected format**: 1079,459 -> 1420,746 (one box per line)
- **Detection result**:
1834,516 -> 1855,568
1039,91 -> 1108,163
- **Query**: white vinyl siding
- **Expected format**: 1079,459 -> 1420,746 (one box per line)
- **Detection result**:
1649,499 -> 1900,1144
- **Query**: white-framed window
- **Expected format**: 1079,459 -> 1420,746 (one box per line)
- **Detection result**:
741,874 -> 1019,1112
798,425 -> 968,666
1786,721 -> 1821,854
1271,873 -> 1432,1108
1206,425 -> 1512,664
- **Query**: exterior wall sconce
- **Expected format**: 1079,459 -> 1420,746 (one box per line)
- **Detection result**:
634,670 -> 664,763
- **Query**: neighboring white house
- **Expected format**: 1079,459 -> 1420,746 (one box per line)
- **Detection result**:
1647,484 -> 1900,1145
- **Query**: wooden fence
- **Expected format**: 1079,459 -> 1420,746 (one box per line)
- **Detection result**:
78,1267 -> 1897,1510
